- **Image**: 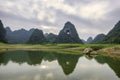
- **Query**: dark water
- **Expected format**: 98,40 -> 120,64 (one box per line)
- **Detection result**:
0,51 -> 120,80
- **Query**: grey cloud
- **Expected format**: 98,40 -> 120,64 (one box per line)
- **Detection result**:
0,10 -> 57,26
64,0 -> 93,6
54,9 -> 93,26
107,8 -> 120,21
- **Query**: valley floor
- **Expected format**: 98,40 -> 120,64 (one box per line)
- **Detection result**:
0,43 -> 120,57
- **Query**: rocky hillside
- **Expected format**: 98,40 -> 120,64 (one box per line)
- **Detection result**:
6,27 -> 34,44
0,20 -> 7,43
92,34 -> 106,43
56,21 -> 83,43
103,21 -> 120,44
27,29 -> 47,44
45,33 -> 57,43
86,37 -> 93,43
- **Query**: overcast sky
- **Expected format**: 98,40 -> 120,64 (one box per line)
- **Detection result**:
0,0 -> 120,40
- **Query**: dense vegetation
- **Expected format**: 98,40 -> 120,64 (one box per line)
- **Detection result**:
27,29 -> 47,44
102,21 -> 120,44
0,20 -> 7,43
1,19 -> 120,44
56,22 -> 83,43
0,19 -> 120,56
92,34 -> 105,43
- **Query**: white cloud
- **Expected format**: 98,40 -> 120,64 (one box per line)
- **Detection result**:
78,1 -> 110,20
47,11 -> 56,23
0,0 -> 110,21
38,0 -> 110,20
40,25 -> 58,34
42,0 -> 76,15
0,0 -> 120,39
37,11 -> 46,20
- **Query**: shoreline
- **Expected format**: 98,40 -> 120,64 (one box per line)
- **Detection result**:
0,43 -> 120,56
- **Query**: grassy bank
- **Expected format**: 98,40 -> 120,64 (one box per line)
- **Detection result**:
0,43 -> 120,55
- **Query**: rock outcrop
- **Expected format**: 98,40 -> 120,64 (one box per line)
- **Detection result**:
83,48 -> 93,54
27,29 -> 47,44
56,21 -> 83,43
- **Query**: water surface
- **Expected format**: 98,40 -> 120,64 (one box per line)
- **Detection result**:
0,51 -> 120,80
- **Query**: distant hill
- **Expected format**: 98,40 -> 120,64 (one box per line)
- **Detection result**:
45,33 -> 57,43
81,37 -> 93,44
81,39 -> 86,44
3,20 -> 120,44
86,37 -> 93,43
27,29 -> 47,44
92,34 -> 106,43
0,20 -> 7,43
56,21 -> 83,43
102,21 -> 120,44
6,27 -> 34,44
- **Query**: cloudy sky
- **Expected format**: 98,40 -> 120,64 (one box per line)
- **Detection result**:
0,0 -> 120,40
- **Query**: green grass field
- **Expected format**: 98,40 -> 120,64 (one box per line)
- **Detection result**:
0,43 -> 120,55
0,43 -> 119,50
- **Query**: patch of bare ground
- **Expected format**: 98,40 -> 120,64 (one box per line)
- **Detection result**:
98,47 -> 120,56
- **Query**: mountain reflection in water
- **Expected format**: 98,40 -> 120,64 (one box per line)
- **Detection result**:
0,51 -> 120,80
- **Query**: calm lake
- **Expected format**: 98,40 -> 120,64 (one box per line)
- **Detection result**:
0,51 -> 120,80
